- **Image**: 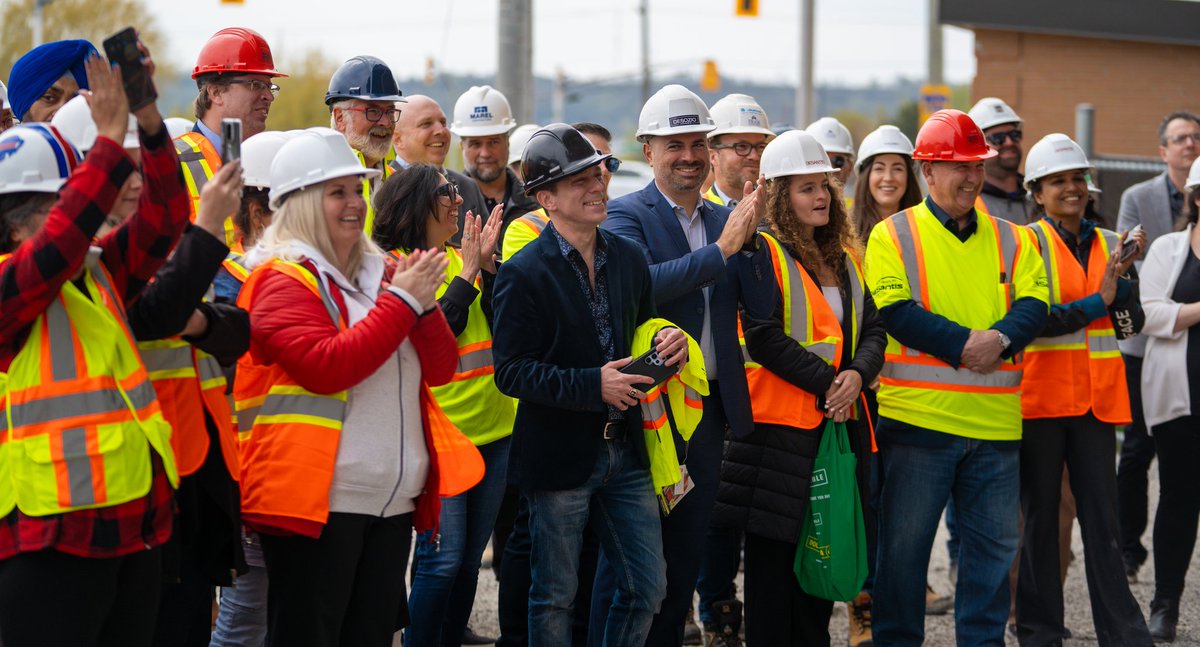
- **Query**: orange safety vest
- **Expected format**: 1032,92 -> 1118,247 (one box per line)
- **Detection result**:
222,250 -> 250,285
234,259 -> 483,532
174,131 -> 238,247
1021,222 -> 1130,424
738,233 -> 865,430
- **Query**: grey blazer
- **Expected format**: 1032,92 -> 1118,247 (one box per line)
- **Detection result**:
1116,171 -> 1174,356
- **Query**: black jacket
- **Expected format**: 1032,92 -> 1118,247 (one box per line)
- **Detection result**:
712,246 -> 886,544
492,226 -> 656,491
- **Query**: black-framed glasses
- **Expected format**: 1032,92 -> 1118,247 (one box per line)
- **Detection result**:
435,182 -> 459,203
986,129 -> 1023,146
603,157 -> 622,173
711,142 -> 768,157
226,78 -> 280,97
342,106 -> 401,124
829,155 -> 847,169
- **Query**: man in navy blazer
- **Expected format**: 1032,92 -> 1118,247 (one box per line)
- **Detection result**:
594,84 -> 775,647
493,123 -> 688,646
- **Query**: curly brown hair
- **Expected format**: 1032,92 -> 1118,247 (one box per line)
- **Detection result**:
764,174 -> 862,286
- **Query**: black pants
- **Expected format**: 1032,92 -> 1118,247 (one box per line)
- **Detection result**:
742,532 -> 833,647
1015,413 -> 1152,647
1152,415 -> 1200,600
0,546 -> 163,647
1117,355 -> 1155,568
260,512 -> 412,647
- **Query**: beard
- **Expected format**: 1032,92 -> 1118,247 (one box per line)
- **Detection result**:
346,126 -> 393,162
470,163 -> 504,183
665,162 -> 707,194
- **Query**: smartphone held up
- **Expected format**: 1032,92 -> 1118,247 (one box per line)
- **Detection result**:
102,27 -> 157,111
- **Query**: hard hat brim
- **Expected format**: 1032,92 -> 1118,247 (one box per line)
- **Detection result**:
0,177 -> 67,196
913,148 -> 998,163
269,165 -> 382,211
856,150 -> 913,174
325,93 -> 405,105
450,124 -> 518,138
522,152 -> 612,197
636,124 -> 716,143
193,66 -> 289,80
1023,163 -> 1093,191
762,164 -> 834,180
707,126 -> 776,139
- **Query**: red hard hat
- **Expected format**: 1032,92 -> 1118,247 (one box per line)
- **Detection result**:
192,27 -> 287,79
912,109 -> 996,163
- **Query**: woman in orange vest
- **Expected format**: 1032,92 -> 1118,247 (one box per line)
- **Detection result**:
234,128 -> 475,647
1014,134 -> 1151,646
712,131 -> 886,645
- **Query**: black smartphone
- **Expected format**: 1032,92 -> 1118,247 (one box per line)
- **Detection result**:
1119,224 -> 1143,263
102,27 -> 157,111
619,346 -> 679,389
220,118 -> 242,163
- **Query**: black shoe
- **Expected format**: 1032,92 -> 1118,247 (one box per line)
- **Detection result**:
705,599 -> 744,647
462,625 -> 497,645
1149,597 -> 1179,642
683,606 -> 703,645
1124,558 -> 1141,584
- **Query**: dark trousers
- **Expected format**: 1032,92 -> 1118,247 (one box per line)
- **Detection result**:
152,546 -> 214,647
1151,415 -> 1200,600
1117,355 -> 1155,568
742,532 -> 833,647
260,512 -> 412,647
1015,413 -> 1152,647
0,546 -> 163,647
695,524 -> 742,625
592,384 -> 727,647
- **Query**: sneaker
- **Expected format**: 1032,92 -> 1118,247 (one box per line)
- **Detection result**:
703,624 -> 744,647
847,591 -> 874,647
924,584 -> 953,616
461,624 -> 496,645
684,606 -> 703,645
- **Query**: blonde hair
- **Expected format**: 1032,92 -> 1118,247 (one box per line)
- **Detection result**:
764,173 -> 863,285
258,183 -> 383,280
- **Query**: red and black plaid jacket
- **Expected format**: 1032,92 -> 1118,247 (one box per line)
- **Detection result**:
0,126 -> 189,559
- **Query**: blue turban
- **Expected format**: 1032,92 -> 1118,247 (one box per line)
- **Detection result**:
7,39 -> 98,121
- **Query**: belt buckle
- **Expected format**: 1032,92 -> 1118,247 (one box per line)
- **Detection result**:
603,421 -> 623,440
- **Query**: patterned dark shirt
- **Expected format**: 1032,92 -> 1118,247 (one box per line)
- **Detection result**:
548,222 -> 621,420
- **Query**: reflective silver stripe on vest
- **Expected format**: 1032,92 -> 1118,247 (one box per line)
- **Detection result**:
1030,330 -> 1086,347
846,256 -> 865,341
1031,224 -> 1057,304
684,386 -> 703,403
236,406 -> 260,433
525,213 -> 549,234
312,274 -> 342,326
140,345 -> 194,374
806,342 -> 838,363
9,388 -> 136,430
259,392 -> 346,421
640,395 -> 668,429
45,301 -> 77,381
890,214 -> 924,308
197,353 -> 225,385
175,138 -> 213,196
1089,334 -> 1119,354
740,344 -> 753,364
995,219 -> 1018,282
60,427 -> 96,507
456,348 -> 493,375
880,362 -> 1022,388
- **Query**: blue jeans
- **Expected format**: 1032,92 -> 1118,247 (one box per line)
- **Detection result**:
695,525 -> 742,625
211,533 -> 268,647
872,419 -> 1019,647
528,438 -> 666,647
406,436 -> 511,647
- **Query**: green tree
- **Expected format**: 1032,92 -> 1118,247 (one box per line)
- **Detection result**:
0,0 -> 167,79
265,49 -> 339,131
893,99 -> 920,141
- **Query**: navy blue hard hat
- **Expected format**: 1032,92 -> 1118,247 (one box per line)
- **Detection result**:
325,55 -> 404,105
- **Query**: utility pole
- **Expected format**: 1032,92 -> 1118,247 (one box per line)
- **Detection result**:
927,0 -> 943,86
794,0 -> 814,127
553,68 -> 566,123
497,0 -> 534,123
31,0 -> 53,48
640,0 -> 651,104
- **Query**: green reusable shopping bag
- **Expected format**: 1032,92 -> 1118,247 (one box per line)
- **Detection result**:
793,420 -> 868,602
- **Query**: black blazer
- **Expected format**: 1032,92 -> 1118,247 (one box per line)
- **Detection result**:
492,226 -> 657,491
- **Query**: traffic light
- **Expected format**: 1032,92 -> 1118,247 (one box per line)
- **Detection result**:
701,59 -> 720,92
735,0 -> 758,17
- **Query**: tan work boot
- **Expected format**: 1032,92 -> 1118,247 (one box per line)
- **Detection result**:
925,583 -> 953,615
847,591 -> 873,646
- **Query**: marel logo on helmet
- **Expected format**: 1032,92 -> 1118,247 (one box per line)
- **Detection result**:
471,105 -> 494,121
669,114 -> 700,127
0,136 -> 23,162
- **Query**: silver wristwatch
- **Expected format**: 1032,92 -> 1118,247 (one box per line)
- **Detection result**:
995,330 -> 1011,351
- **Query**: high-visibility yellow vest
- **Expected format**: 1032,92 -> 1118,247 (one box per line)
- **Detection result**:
704,186 -> 725,206
0,251 -> 178,517
174,132 -> 238,247
864,200 -> 1048,440
1021,221 -> 1129,424
501,208 -> 549,262
739,233 -> 864,430
356,147 -> 395,235
390,247 -> 515,446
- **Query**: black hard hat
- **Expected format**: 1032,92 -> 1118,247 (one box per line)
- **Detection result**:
325,55 -> 404,105
522,123 -> 613,196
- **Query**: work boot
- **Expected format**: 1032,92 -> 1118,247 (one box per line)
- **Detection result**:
924,584 -> 953,616
461,625 -> 497,644
704,599 -> 743,647
847,591 -> 874,647
1149,596 -> 1180,642
683,606 -> 703,645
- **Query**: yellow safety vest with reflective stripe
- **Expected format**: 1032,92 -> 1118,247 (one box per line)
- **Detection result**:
632,318 -> 707,513
501,208 -> 549,262
863,200 -> 1049,440
391,247 -> 515,446
174,132 -> 238,247
356,147 -> 396,235
704,186 -> 725,206
222,250 -> 250,284
738,234 -> 864,430
0,251 -> 178,517
1021,222 -> 1130,424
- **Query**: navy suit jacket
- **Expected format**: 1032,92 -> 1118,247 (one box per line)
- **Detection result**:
602,181 -> 774,437
492,226 -> 656,491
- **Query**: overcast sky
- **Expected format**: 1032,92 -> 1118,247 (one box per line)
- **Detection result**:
139,0 -> 975,86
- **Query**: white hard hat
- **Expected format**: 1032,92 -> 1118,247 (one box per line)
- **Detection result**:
804,117 -> 854,155
1086,174 -> 1102,195
242,131 -> 298,190
165,117 -> 194,140
968,97 -> 1022,132
0,81 -> 9,111
1023,133 -> 1092,191
707,93 -> 774,139
508,124 -> 540,166
760,130 -> 834,180
0,124 -> 82,195
855,125 -> 915,173
1186,157 -> 1200,192
51,95 -> 138,153
635,84 -> 715,142
450,85 -> 516,138
268,127 -> 381,210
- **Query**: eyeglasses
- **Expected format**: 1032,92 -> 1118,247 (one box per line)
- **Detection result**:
711,142 -> 768,157
435,182 -> 459,203
227,79 -> 280,97
603,157 -> 622,173
342,106 -> 402,124
985,129 -> 1023,146
1167,133 -> 1200,146
829,155 -> 847,169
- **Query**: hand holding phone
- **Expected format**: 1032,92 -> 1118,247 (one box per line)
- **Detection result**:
102,27 -> 157,112
619,346 -> 679,389
1119,224 -> 1144,264
221,119 -> 242,163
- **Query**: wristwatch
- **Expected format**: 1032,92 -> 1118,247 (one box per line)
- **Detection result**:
995,330 -> 1011,351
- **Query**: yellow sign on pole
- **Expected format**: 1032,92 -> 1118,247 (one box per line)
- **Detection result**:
701,59 -> 721,92
919,84 -> 951,125
735,0 -> 759,17
220,0 -> 244,4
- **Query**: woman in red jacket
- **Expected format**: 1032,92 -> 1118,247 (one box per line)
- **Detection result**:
235,127 -> 468,647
